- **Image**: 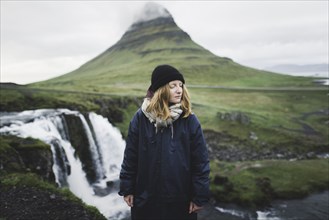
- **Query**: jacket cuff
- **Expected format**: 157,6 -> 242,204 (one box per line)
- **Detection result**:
192,196 -> 209,207
118,189 -> 134,197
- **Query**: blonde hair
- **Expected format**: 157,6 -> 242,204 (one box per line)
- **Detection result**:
146,84 -> 192,120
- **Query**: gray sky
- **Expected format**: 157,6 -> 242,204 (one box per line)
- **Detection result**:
1,0 -> 328,84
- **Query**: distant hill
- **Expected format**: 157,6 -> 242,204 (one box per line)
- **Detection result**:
264,64 -> 329,78
30,2 -> 314,95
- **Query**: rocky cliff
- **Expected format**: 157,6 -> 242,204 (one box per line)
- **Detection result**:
0,131 -> 107,220
0,135 -> 55,182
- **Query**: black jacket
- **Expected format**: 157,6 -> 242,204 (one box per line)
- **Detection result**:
119,109 -> 210,207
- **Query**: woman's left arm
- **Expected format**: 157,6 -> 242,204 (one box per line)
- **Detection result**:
189,115 -> 210,207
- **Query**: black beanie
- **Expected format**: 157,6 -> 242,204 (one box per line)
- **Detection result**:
149,65 -> 185,92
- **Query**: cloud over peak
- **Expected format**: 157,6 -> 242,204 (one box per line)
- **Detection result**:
133,2 -> 172,24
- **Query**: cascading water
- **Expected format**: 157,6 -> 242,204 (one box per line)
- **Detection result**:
88,112 -> 126,184
79,114 -> 104,181
0,109 -> 129,220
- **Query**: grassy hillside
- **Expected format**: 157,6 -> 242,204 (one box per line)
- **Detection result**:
29,17 -> 318,95
190,88 -> 328,145
29,53 -> 317,96
2,84 -> 327,148
210,159 -> 329,206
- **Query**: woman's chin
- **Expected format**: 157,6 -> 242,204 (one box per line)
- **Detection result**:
172,99 -> 181,104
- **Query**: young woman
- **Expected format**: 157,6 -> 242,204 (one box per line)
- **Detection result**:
119,64 -> 210,220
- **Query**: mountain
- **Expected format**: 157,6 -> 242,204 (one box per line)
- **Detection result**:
264,64 -> 329,78
31,2 -> 313,94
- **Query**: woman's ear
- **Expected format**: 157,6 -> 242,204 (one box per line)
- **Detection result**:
146,89 -> 154,98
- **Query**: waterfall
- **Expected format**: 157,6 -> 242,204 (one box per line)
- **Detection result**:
79,114 -> 104,181
0,109 -> 129,220
88,112 -> 125,183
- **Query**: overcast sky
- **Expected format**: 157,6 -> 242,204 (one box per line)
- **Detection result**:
1,0 -> 328,84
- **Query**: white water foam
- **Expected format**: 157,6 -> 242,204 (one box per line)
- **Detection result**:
0,109 -> 129,219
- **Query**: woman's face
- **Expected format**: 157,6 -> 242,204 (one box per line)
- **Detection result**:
168,80 -> 183,104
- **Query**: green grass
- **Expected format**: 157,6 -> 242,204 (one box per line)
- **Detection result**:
210,159 -> 329,207
190,88 -> 328,145
0,172 -> 106,220
0,135 -> 50,151
2,83 -> 328,148
0,135 -> 52,173
253,160 -> 329,198
0,86 -> 98,112
1,172 -> 59,192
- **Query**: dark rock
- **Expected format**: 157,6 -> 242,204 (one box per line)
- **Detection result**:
15,147 -> 54,182
106,181 -> 114,187
213,175 -> 229,185
93,179 -> 120,197
51,139 -> 69,187
249,131 -> 258,140
0,186 -> 106,220
92,97 -> 140,126
255,177 -> 274,206
306,152 -> 316,159
0,136 -> 55,182
63,114 -> 98,183
204,129 -> 328,162
217,111 -> 251,125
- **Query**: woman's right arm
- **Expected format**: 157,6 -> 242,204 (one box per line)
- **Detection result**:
118,112 -> 140,198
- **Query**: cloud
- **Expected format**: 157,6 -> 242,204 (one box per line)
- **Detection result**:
1,1 -> 138,84
2,55 -> 90,84
133,2 -> 171,23
1,1 -> 328,84
166,1 -> 328,68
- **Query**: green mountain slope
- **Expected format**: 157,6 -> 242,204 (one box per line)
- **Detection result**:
30,4 -> 315,95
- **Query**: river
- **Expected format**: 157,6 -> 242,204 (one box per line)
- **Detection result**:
198,191 -> 329,220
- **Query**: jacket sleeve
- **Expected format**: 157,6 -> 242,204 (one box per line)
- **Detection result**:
118,111 -> 140,196
189,114 -> 210,207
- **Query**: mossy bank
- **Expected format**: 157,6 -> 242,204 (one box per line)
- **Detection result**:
210,159 -> 329,207
0,135 -> 106,220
